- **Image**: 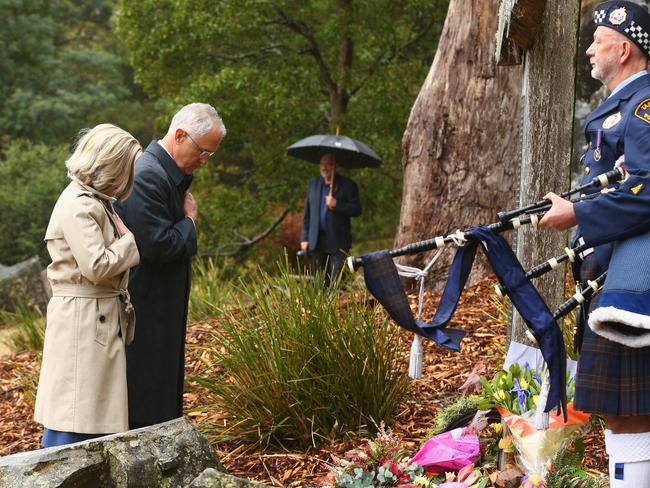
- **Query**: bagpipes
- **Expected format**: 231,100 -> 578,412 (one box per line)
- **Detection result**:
345,166 -> 625,418
346,166 -> 624,272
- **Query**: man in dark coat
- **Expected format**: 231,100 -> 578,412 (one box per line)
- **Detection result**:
540,2 -> 650,485
300,153 -> 361,284
115,103 -> 225,428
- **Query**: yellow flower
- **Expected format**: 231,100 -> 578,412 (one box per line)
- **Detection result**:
499,436 -> 514,452
490,423 -> 503,434
532,394 -> 539,405
499,389 -> 507,401
413,476 -> 431,486
520,378 -> 529,390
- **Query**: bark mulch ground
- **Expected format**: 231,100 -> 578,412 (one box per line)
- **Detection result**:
0,276 -> 607,486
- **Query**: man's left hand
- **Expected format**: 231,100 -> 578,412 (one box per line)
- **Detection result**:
326,195 -> 336,209
538,192 -> 577,230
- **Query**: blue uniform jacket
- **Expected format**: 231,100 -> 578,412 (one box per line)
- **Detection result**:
575,73 -> 650,247
574,74 -> 650,345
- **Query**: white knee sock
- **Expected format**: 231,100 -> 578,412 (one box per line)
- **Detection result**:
605,430 -> 650,487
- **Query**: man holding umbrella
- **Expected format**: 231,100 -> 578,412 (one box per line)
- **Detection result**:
300,152 -> 361,285
289,132 -> 380,285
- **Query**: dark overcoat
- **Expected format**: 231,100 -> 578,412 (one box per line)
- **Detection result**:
300,174 -> 361,254
114,141 -> 197,427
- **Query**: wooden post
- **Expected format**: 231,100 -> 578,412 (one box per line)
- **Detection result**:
496,0 -> 547,66
510,0 -> 581,344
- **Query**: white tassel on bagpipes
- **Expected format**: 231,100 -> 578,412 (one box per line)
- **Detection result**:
396,248 -> 446,380
408,334 -> 423,379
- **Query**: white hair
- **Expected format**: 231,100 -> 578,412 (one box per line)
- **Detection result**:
168,103 -> 227,138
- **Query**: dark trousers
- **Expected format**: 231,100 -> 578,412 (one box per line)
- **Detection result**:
310,242 -> 345,287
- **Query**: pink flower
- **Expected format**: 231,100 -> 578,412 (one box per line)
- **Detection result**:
387,461 -> 399,476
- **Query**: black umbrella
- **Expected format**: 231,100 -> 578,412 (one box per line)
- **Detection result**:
287,134 -> 381,169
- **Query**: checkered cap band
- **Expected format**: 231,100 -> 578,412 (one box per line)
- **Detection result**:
594,2 -> 650,57
625,20 -> 650,55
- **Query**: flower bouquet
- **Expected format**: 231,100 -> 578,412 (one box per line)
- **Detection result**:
322,423 -> 429,487
322,423 -> 490,488
479,363 -> 589,484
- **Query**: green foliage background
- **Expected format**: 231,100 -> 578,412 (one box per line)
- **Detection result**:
114,0 -> 449,257
0,142 -> 68,263
0,0 -> 449,265
0,0 -> 152,264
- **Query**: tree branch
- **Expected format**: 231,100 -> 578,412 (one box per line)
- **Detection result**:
206,43 -> 290,62
274,8 -> 338,96
204,207 -> 291,257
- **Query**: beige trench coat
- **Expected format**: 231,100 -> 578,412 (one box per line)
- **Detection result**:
34,180 -> 140,433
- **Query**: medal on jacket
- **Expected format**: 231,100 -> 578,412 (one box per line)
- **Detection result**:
594,129 -> 602,161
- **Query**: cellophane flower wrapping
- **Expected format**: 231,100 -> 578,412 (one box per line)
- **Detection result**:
480,363 -> 589,482
498,403 -> 589,481
409,427 -> 481,474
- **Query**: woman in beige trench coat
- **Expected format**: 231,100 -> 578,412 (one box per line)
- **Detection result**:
34,124 -> 142,448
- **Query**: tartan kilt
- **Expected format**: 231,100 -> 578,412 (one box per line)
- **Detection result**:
574,254 -> 650,415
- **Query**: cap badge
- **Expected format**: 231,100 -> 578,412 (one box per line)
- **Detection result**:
610,7 -> 627,26
603,112 -> 622,129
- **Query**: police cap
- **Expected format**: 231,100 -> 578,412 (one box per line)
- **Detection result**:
594,1 -> 650,58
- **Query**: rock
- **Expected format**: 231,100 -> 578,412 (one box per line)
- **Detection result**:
186,468 -> 270,488
0,256 -> 50,313
0,417 -> 226,487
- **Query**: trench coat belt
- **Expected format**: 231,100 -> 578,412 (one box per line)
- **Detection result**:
50,284 -> 134,316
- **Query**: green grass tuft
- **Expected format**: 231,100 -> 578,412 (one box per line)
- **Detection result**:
189,256 -> 240,322
0,303 -> 45,353
193,259 -> 410,448
427,395 -> 483,437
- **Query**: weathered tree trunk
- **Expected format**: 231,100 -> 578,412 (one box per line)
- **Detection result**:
396,0 -> 523,287
330,0 -> 352,131
510,0 -> 580,344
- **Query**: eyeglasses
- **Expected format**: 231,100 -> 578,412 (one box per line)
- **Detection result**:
185,131 -> 215,159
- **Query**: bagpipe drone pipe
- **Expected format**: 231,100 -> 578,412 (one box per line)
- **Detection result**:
346,167 -> 624,419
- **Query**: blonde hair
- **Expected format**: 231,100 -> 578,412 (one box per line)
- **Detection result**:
66,124 -> 142,199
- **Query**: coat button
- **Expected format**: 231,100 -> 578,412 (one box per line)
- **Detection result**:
99,315 -> 106,323
584,166 -> 591,175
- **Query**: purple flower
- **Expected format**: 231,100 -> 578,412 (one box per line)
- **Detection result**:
510,378 -> 529,411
